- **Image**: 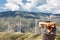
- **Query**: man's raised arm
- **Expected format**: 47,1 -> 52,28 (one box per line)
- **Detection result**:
39,22 -> 46,27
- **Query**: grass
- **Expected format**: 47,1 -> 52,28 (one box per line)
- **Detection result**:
56,35 -> 60,40
0,32 -> 60,40
0,32 -> 41,40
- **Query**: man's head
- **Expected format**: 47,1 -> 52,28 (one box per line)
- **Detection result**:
44,21 -> 51,23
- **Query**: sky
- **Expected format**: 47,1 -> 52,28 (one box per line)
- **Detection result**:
0,0 -> 60,14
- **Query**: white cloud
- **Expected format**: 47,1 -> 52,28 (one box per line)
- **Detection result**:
36,0 -> 60,14
22,3 -> 32,12
7,0 -> 23,5
22,0 -> 47,11
52,9 -> 60,14
1,0 -> 60,14
2,0 -> 46,11
2,0 -> 23,11
4,3 -> 20,11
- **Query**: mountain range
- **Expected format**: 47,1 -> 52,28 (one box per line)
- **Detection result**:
0,11 -> 60,19
0,11 -> 52,19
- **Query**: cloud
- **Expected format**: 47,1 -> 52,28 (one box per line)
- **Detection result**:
7,0 -> 23,5
22,3 -> 32,11
22,0 -> 46,11
4,3 -> 20,11
22,0 -> 39,11
1,0 -> 60,14
36,0 -> 60,14
2,0 -> 23,11
2,0 -> 46,11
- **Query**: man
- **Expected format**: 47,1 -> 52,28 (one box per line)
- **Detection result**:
39,21 -> 56,40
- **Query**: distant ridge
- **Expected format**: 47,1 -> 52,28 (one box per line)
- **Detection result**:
53,14 -> 60,16
0,11 -> 60,19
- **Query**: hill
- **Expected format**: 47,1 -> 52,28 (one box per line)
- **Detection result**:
0,11 -> 60,34
0,11 -> 52,19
